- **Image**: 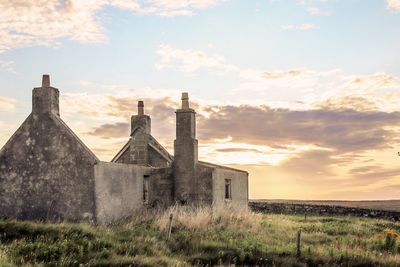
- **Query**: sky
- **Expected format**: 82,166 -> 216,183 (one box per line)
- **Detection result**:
1,0 -> 400,200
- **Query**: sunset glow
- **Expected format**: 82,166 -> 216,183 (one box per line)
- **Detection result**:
1,0 -> 400,200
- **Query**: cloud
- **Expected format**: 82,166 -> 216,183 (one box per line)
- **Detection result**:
316,96 -> 378,111
111,0 -> 224,17
386,0 -> 400,12
0,0 -> 106,53
279,150 -> 341,177
0,0 -> 224,53
215,148 -> 263,153
235,68 -> 400,111
154,45 -> 400,110
347,72 -> 399,89
0,96 -> 16,112
155,44 -> 238,73
63,84 -> 400,158
281,23 -> 316,31
262,69 -> 306,79
85,122 -> 129,139
0,60 -> 15,73
197,104 -> 400,153
306,7 -> 330,16
61,91 -> 178,151
349,165 -> 381,175
348,166 -> 400,185
56,88 -> 400,198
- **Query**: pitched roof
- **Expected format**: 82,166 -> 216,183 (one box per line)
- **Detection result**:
111,133 -> 173,164
198,161 -> 248,174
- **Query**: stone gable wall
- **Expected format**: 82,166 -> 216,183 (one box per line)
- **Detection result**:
0,113 -> 98,222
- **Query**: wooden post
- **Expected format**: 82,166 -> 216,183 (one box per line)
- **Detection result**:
304,213 -> 307,222
166,213 -> 173,241
296,230 -> 301,257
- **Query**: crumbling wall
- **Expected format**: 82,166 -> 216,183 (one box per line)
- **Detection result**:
0,114 -> 98,222
147,167 -> 174,208
94,162 -> 150,224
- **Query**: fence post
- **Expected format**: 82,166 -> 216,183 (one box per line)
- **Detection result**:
296,230 -> 301,257
166,213 -> 173,241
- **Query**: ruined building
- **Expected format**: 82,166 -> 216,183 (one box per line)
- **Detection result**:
0,75 -> 248,224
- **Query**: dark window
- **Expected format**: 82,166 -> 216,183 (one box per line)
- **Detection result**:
225,179 -> 232,199
143,175 -> 149,203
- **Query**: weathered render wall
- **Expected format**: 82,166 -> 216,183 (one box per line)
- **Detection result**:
94,162 -> 150,224
212,168 -> 248,211
195,164 -> 214,205
0,114 -> 98,222
147,167 -> 174,208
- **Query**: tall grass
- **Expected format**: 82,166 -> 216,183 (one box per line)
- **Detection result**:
155,204 -> 262,232
0,206 -> 400,266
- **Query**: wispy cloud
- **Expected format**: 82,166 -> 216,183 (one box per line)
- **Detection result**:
0,96 -> 16,112
154,45 -> 400,112
155,44 -> 238,73
111,0 -> 224,17
262,69 -> 306,79
386,0 -> 400,12
236,68 -> 400,111
306,7 -> 330,16
281,23 -> 317,30
85,122 -> 129,139
0,0 -> 224,53
0,60 -> 15,73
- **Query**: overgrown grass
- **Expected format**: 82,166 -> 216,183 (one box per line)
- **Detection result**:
0,206 -> 400,266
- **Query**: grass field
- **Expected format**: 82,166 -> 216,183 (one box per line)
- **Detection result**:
1,206 -> 400,266
253,199 -> 400,212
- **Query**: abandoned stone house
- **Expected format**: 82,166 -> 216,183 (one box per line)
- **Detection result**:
0,75 -> 248,224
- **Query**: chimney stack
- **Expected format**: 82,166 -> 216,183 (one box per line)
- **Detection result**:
131,101 -> 150,135
173,92 -> 198,204
32,74 -> 60,116
129,101 -> 151,165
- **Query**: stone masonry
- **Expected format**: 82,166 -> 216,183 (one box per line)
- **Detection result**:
0,75 -> 249,223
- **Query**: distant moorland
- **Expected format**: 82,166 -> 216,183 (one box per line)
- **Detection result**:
253,199 -> 400,212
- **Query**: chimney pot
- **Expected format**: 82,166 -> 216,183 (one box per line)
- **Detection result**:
138,101 -> 144,115
42,74 -> 50,87
181,92 -> 189,109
